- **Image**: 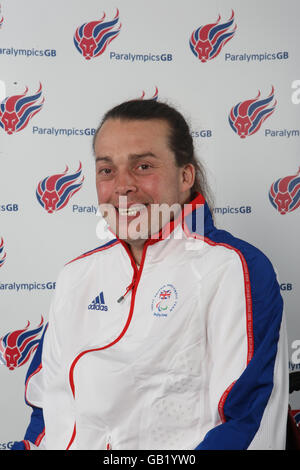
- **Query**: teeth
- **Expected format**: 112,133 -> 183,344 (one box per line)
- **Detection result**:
118,205 -> 146,216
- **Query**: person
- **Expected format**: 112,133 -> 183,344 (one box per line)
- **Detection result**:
12,99 -> 288,450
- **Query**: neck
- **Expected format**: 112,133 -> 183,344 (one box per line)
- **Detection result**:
126,239 -> 145,266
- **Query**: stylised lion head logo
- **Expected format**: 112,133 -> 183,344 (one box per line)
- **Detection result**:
0,4 -> 4,28
140,87 -> 158,101
229,86 -> 277,138
0,237 -> 6,268
0,317 -> 44,371
36,162 -> 84,214
0,83 -> 44,135
269,167 -> 300,215
189,10 -> 236,62
74,9 -> 121,60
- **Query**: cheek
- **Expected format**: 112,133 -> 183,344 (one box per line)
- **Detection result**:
143,173 -> 180,203
139,175 -> 161,200
96,179 -> 114,204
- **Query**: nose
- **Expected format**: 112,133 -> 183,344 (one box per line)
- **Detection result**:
114,169 -> 137,196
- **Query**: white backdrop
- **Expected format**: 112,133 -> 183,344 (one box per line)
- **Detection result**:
0,0 -> 299,448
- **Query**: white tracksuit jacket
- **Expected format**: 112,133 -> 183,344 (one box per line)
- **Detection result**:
14,194 -> 288,450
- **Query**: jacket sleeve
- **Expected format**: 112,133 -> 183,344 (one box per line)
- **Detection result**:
11,326 -> 47,450
195,246 -> 289,450
11,266 -> 73,451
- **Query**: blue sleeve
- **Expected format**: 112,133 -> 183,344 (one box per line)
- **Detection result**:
196,229 -> 286,449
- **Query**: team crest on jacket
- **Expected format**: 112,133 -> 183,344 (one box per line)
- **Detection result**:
229,86 -> 276,138
269,167 -> 300,214
151,284 -> 178,318
74,9 -> 121,60
0,317 -> 44,371
189,10 -> 236,62
0,83 -> 44,135
36,162 -> 84,213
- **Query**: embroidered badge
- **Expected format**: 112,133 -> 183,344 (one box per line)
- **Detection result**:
151,284 -> 178,318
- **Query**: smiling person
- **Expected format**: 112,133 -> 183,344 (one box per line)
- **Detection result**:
94,105 -> 206,262
12,100 -> 288,450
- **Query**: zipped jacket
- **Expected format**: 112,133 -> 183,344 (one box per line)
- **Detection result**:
12,193 -> 288,450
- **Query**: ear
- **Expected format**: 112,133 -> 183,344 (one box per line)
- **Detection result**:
180,163 -> 195,192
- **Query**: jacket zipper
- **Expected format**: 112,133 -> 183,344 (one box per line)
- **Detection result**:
117,278 -> 136,304
66,241 -> 149,450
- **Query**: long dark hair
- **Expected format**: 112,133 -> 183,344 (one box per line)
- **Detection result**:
93,99 -> 213,208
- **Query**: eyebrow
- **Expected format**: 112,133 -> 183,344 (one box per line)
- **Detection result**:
95,156 -> 113,163
95,152 -> 157,163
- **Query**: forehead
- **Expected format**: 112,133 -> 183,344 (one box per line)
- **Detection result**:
94,118 -> 172,154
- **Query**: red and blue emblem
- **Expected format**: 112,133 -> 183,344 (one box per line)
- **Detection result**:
269,167 -> 300,215
0,317 -> 44,371
0,3 -> 3,28
159,290 -> 172,300
0,237 -> 6,268
74,9 -> 121,60
151,284 -> 178,317
36,162 -> 84,214
140,86 -> 158,101
189,10 -> 236,62
0,83 -> 44,135
229,86 -> 277,138
156,289 -> 172,311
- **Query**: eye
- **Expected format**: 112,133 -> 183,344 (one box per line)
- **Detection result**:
137,163 -> 151,171
98,168 -> 112,175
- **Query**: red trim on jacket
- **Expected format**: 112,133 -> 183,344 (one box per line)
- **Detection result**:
182,222 -> 254,424
66,240 -> 120,266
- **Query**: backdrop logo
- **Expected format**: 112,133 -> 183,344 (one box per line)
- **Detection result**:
0,317 -> 44,371
0,237 -> 6,268
36,162 -> 84,214
140,86 -> 158,100
269,167 -> 300,215
74,9 -> 121,60
0,4 -> 3,28
189,10 -> 236,62
229,86 -> 276,138
0,83 -> 44,135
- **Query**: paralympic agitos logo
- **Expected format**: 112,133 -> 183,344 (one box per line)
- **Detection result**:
36,163 -> 84,214
229,87 -> 277,138
189,10 -> 236,62
0,83 -> 44,135
74,9 -> 121,60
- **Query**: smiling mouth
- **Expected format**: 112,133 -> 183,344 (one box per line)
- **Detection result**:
117,204 -> 149,217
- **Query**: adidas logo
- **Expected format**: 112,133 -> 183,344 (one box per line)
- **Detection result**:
88,291 -> 108,311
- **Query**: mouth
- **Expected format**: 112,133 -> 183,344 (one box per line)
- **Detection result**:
116,203 -> 149,217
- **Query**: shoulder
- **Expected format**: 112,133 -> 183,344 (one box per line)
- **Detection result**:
204,226 -> 282,320
206,226 -> 277,289
55,238 -> 120,292
65,238 -> 119,267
